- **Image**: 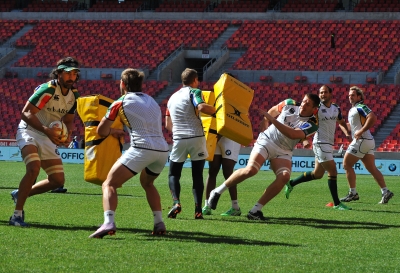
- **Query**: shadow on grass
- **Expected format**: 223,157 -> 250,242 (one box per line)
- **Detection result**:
0,187 -> 18,190
0,188 -> 135,198
267,217 -> 400,230
355,208 -> 400,215
0,221 -> 299,247
62,192 -> 134,197
139,229 -> 299,247
201,216 -> 400,230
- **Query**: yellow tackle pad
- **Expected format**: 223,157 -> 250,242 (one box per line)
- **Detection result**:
77,94 -> 124,185
213,73 -> 254,146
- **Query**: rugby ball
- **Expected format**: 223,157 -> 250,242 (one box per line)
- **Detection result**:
49,120 -> 68,142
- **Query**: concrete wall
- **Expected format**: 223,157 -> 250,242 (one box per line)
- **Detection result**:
2,11 -> 400,21
3,67 -> 152,81
223,70 -> 376,85
157,51 -> 186,82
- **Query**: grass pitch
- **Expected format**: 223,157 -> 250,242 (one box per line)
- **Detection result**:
0,161 -> 399,272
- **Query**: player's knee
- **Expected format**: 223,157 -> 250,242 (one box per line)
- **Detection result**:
26,165 -> 41,178
275,167 -> 291,182
326,171 -> 337,178
313,173 -> 324,180
24,153 -> 41,177
342,162 -> 352,171
222,169 -> 233,180
208,169 -> 219,178
242,166 -> 258,177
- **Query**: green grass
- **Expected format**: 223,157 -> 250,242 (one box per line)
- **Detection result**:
0,161 -> 399,273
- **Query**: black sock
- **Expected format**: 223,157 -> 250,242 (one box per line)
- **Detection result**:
291,171 -> 315,187
168,161 -> 184,204
192,160 -> 205,213
328,176 -> 340,206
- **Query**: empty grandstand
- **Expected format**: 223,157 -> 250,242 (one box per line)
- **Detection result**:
1,0 -> 400,155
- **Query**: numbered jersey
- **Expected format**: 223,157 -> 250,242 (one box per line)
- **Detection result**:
18,80 -> 79,136
263,99 -> 318,151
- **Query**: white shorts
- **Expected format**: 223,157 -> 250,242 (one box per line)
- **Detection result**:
16,129 -> 60,161
313,143 -> 334,163
214,136 -> 240,162
252,133 -> 292,161
119,146 -> 168,174
169,137 -> 208,162
346,138 -> 375,159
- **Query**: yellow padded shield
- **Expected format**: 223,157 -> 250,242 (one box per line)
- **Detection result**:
200,90 -> 218,161
77,94 -> 124,185
213,73 -> 254,146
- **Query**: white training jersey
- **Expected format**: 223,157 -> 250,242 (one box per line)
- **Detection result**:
348,101 -> 374,140
105,92 -> 168,152
18,79 -> 79,136
313,102 -> 344,145
262,99 -> 318,151
166,86 -> 205,139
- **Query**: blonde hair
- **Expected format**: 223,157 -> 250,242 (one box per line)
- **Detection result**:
349,86 -> 365,101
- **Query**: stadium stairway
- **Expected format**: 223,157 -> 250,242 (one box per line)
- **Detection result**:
381,56 -> 400,84
206,24 -> 247,81
153,82 -> 181,104
211,24 -> 240,49
1,23 -> 35,71
207,50 -> 246,82
374,103 -> 400,147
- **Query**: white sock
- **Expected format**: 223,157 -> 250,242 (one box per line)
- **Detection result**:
231,200 -> 240,210
381,187 -> 388,194
350,188 -> 357,194
153,211 -> 163,224
215,183 -> 228,194
204,199 -> 209,207
13,210 -> 23,218
104,210 -> 115,224
250,203 -> 263,213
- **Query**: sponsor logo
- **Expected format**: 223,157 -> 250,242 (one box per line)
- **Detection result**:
289,108 -> 295,114
389,163 -> 396,172
226,104 -> 250,128
10,151 -> 20,158
60,151 -> 85,160
198,152 -> 204,157
46,106 -> 68,114
225,150 -> 231,156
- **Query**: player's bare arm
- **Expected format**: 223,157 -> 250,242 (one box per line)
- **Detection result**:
22,101 -> 61,144
62,113 -> 75,143
258,108 -> 306,139
337,118 -> 352,142
97,117 -> 125,138
165,114 -> 173,132
354,112 -> 376,140
197,102 -> 216,116
259,104 -> 281,131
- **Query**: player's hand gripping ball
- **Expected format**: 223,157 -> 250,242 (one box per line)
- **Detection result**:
49,121 -> 68,142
